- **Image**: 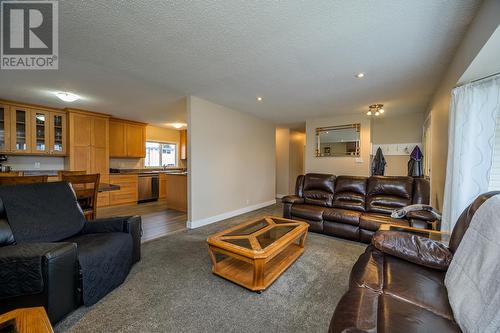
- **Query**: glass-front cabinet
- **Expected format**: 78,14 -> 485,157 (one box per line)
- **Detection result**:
0,103 -> 67,155
50,112 -> 66,155
0,104 -> 10,153
10,107 -> 31,153
31,109 -> 51,154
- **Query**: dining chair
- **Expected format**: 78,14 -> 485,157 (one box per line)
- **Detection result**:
61,174 -> 100,220
0,175 -> 48,185
57,170 -> 86,179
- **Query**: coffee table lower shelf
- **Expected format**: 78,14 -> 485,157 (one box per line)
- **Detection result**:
211,243 -> 304,292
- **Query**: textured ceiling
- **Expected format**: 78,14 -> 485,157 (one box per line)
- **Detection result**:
0,0 -> 481,126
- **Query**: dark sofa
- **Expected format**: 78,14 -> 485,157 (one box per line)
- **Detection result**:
329,191 -> 498,333
282,174 -> 434,243
0,182 -> 142,323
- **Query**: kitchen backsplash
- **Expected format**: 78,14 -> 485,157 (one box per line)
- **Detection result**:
2,156 -> 65,171
109,158 -> 144,169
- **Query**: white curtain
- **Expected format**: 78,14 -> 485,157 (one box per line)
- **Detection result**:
442,76 -> 500,232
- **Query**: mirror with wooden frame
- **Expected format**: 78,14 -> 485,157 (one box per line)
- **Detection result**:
315,124 -> 360,157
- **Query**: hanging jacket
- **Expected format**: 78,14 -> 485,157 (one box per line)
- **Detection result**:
408,146 -> 424,177
372,147 -> 386,176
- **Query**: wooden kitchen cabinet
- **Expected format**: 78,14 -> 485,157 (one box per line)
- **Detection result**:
66,109 -> 109,175
109,118 -> 146,158
49,112 -> 67,155
0,104 -> 11,152
10,106 -> 31,153
97,173 -> 110,207
165,174 -> 187,212
180,129 -> 187,160
0,101 -> 68,155
159,173 -> 167,199
109,174 -> 138,206
109,120 -> 126,157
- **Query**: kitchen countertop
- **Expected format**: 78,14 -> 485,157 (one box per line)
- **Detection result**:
110,168 -> 187,175
8,169 -> 188,176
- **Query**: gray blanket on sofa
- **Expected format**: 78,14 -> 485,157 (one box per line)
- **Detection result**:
445,194 -> 500,333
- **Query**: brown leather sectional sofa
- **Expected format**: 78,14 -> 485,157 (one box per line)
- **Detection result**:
282,173 -> 434,243
329,192 -> 498,333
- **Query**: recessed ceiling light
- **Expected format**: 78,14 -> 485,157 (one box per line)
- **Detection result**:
171,123 -> 185,129
256,96 -> 263,102
355,73 -> 365,78
54,91 -> 80,102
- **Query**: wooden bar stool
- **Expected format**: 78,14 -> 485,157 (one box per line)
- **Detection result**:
61,174 -> 100,220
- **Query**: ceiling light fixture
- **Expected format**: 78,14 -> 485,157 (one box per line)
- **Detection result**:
256,96 -> 263,102
355,73 -> 365,78
366,104 -> 384,117
54,91 -> 80,102
171,123 -> 185,129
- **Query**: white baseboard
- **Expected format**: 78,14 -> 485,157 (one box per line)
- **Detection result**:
187,199 -> 277,229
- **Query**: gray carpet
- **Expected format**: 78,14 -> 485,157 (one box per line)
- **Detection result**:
56,204 -> 366,333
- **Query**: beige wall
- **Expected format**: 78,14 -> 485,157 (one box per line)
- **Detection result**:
289,130 -> 305,193
372,112 -> 424,176
275,128 -> 305,197
305,114 -> 371,176
275,127 -> 290,197
426,0 -> 500,209
3,156 -> 65,171
187,96 -> 276,228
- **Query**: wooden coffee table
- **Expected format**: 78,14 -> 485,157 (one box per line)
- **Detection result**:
207,216 -> 308,292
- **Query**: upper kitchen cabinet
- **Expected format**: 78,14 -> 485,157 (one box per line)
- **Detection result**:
66,109 -> 109,175
180,129 -> 187,160
109,118 -> 146,158
49,112 -> 67,155
0,101 -> 68,155
0,104 -> 11,153
10,106 -> 31,153
30,109 -> 51,154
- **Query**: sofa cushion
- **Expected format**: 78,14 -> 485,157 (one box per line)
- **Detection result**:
303,173 -> 335,207
366,176 -> 413,214
332,246 -> 460,333
290,204 -> 324,221
359,213 -> 409,231
0,182 -> 86,243
377,294 -> 461,333
66,232 -> 133,305
323,208 -> 361,226
384,255 -> 453,319
323,221 -> 359,241
333,176 -> 367,212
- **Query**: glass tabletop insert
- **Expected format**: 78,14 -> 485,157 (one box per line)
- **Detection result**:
226,219 -> 269,236
256,226 -> 295,249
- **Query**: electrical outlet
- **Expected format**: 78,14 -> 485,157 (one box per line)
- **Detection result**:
34,162 -> 41,169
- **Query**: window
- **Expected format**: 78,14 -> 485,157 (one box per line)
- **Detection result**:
145,142 -> 177,167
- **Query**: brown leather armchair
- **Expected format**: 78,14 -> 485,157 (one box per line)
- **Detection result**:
329,192 -> 499,333
282,174 -> 433,243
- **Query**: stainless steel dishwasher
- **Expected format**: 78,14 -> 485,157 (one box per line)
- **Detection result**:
138,173 -> 159,203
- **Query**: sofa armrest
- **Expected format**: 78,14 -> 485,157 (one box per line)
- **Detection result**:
282,195 -> 304,204
0,242 -> 78,323
83,216 -> 142,263
406,210 -> 437,221
372,230 -> 453,271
